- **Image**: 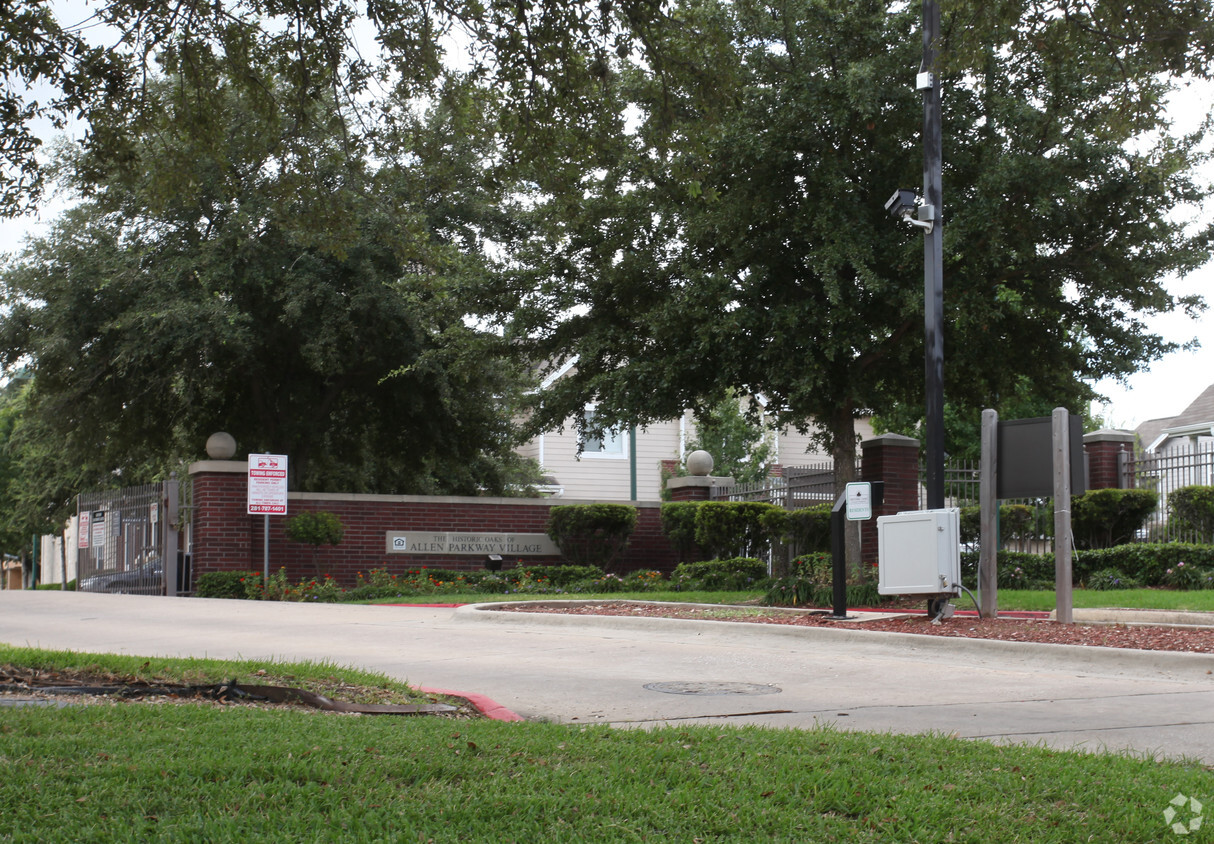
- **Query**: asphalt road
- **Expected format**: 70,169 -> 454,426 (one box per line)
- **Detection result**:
2,591 -> 1213,765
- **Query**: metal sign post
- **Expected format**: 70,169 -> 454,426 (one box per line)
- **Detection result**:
829,482 -> 883,619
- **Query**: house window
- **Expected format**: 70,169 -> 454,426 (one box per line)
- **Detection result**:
582,407 -> 627,458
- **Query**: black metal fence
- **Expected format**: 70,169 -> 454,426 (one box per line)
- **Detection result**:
710,462 -> 840,509
1124,443 -> 1214,542
77,480 -> 183,595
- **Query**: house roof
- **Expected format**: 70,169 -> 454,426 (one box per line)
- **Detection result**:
1135,382 -> 1214,451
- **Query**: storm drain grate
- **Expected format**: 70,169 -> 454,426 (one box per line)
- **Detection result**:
643,681 -> 782,697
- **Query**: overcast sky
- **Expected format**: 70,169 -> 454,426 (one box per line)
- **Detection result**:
1,57 -> 1211,433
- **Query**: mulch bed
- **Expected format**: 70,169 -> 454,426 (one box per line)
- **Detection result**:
500,602 -> 1214,654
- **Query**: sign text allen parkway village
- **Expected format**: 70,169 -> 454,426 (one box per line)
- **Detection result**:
385,531 -> 558,557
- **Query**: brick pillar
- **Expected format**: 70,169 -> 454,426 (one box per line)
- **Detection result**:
1083,429 -> 1136,490
665,475 -> 736,502
189,460 -> 255,584
860,434 -> 921,564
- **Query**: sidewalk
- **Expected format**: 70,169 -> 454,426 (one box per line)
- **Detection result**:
1,591 -> 1212,764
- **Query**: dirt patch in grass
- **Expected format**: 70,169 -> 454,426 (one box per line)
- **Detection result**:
0,664 -> 480,716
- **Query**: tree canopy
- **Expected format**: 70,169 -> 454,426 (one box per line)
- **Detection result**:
0,68 -> 531,504
494,0 -> 1213,482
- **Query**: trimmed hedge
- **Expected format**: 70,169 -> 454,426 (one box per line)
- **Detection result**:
659,502 -> 701,562
777,505 -> 833,554
672,557 -> 768,591
693,501 -> 782,559
1170,485 -> 1214,542
513,564 -> 605,587
960,543 -> 1214,589
1070,488 -> 1158,549
195,571 -> 261,599
546,504 -> 637,571
959,504 -> 1039,546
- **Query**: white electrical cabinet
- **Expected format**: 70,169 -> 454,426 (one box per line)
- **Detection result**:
877,508 -> 961,596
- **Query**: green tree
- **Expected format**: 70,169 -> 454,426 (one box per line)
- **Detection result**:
0,0 -> 667,226
497,0 -> 1212,494
284,511 -> 345,576
0,69 -> 530,508
685,393 -> 773,484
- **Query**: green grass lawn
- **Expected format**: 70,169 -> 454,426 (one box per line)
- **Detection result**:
1,646 -> 1208,842
990,588 -> 1214,613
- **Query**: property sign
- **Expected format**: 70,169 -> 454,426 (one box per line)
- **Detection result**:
845,482 -> 873,521
78,511 -> 91,549
247,454 -> 289,515
90,511 -> 107,547
385,531 -> 558,556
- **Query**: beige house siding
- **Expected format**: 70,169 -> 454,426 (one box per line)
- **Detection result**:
520,400 -> 877,502
531,414 -> 689,501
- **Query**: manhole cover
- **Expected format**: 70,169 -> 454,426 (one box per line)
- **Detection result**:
643,681 -> 782,697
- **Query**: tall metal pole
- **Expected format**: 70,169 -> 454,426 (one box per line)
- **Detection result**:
922,0 -> 945,510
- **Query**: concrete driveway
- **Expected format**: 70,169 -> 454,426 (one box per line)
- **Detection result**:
2,591 -> 1212,765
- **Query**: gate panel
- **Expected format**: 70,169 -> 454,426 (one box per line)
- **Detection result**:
77,483 -> 178,595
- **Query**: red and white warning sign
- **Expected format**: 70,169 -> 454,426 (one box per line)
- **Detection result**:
247,453 -> 289,515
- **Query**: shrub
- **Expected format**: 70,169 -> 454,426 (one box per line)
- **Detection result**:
693,501 -> 782,559
1069,488 -> 1157,550
1074,543 -> 1214,586
1169,485 -> 1214,542
1085,568 -> 1141,591
623,569 -> 667,591
960,550 -> 1054,590
284,511 -> 345,576
36,580 -> 76,591
960,543 -> 1214,590
256,568 -> 346,602
546,504 -> 637,571
1162,561 -> 1214,591
672,557 -> 767,591
779,505 -> 833,555
959,504 -> 1038,547
660,502 -> 702,562
568,573 -> 629,593
763,555 -> 880,608
514,564 -> 605,587
195,570 -> 261,599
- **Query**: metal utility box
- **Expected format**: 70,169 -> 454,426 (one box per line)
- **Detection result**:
877,508 -> 961,595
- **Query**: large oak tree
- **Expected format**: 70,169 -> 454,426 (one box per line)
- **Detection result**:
0,69 -> 530,498
494,0 -> 1214,486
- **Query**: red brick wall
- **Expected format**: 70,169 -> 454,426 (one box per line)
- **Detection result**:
189,467 -> 679,587
860,435 -> 921,564
1084,434 -> 1135,490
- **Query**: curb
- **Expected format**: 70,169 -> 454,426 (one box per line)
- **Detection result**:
418,685 -> 524,722
453,601 -> 1214,683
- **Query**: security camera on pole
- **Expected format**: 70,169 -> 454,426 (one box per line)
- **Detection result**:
885,1 -> 944,515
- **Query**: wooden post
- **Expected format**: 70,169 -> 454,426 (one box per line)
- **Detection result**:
1052,408 -> 1074,624
979,409 -> 998,618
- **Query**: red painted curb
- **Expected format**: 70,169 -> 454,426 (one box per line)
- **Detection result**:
419,686 -> 524,722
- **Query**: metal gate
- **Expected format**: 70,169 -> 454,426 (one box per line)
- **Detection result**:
77,480 -> 183,596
